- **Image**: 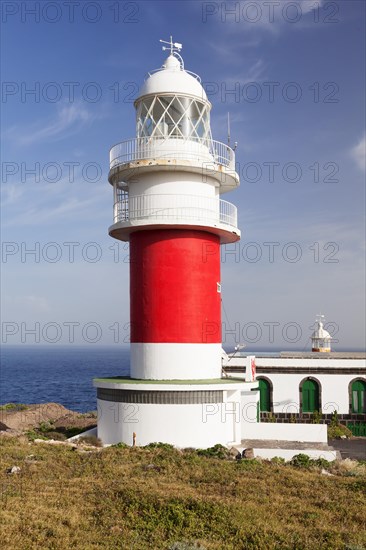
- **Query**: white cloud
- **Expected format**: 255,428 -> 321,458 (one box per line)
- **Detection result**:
0,185 -> 24,207
299,0 -> 324,14
351,135 -> 366,171
10,103 -> 98,146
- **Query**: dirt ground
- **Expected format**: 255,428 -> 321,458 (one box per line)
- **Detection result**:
329,438 -> 366,461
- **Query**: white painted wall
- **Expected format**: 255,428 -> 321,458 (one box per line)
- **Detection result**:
240,389 -> 259,424
267,373 -> 362,414
97,397 -> 242,448
131,343 -> 222,380
129,171 -> 218,198
226,357 -> 365,369
224,356 -> 365,414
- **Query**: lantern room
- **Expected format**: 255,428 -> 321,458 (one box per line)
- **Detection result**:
311,315 -> 332,353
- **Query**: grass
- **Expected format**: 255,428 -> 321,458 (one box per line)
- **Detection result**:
0,403 -> 28,411
23,421 -> 93,442
0,439 -> 365,550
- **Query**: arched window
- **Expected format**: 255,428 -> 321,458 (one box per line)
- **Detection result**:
351,379 -> 366,413
258,378 -> 271,412
301,379 -> 320,413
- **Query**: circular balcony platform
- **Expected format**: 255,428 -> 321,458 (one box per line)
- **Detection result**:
108,137 -> 239,193
108,192 -> 241,243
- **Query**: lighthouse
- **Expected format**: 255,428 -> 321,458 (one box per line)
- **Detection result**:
311,314 -> 332,353
94,39 -> 256,448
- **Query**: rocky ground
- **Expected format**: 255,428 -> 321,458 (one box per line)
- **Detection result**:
0,403 -> 96,439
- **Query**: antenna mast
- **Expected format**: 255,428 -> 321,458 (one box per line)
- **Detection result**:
160,36 -> 182,54
227,112 -> 231,146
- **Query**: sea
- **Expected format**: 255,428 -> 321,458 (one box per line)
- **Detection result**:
0,346 -> 130,413
1,345 -> 363,413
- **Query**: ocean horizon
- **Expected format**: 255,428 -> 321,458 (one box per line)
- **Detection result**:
1,345 -> 365,412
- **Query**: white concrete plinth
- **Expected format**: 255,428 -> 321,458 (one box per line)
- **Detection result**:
94,378 -> 256,448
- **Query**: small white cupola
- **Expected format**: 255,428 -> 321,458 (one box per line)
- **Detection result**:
311,314 -> 332,352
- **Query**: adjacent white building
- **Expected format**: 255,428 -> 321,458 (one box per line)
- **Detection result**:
224,352 -> 366,419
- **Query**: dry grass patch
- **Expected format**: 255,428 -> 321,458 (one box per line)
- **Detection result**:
0,439 -> 365,550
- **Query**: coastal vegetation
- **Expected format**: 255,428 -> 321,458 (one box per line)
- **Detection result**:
1,437 -> 365,550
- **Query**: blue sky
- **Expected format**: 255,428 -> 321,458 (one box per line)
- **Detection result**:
1,0 -> 365,349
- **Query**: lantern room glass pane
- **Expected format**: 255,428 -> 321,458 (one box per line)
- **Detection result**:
136,95 -> 211,141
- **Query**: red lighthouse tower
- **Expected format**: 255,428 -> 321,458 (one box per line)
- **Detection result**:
94,39 -> 248,447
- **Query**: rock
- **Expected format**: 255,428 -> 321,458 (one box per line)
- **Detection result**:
340,435 -> 347,439
321,468 -> 334,476
34,438 -> 77,448
242,448 -> 255,459
25,454 -> 38,464
228,446 -> 241,457
7,466 -> 21,474
0,403 -> 96,436
144,463 -> 161,472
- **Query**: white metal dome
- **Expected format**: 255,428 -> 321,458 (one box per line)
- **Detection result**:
136,54 -> 209,103
311,321 -> 332,340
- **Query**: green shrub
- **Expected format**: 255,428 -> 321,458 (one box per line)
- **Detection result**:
271,456 -> 285,465
290,454 -> 311,468
196,444 -> 230,460
312,457 -> 331,469
25,430 -> 47,441
328,424 -> 352,439
330,410 -> 339,427
0,403 -> 28,411
312,410 -> 322,424
144,442 -> 175,451
38,421 -> 53,433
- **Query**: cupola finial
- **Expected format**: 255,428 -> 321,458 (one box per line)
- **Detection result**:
159,36 -> 182,55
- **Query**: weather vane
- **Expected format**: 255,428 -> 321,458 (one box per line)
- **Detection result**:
160,36 -> 182,55
316,313 -> 325,324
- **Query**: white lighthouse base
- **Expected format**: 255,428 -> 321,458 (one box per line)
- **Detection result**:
93,377 -> 258,448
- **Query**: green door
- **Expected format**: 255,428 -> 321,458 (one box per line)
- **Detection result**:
302,379 -> 319,412
351,380 -> 366,413
258,379 -> 270,412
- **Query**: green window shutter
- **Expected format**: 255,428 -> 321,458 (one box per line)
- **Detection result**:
258,379 -> 270,412
302,379 -> 319,413
352,380 -> 366,413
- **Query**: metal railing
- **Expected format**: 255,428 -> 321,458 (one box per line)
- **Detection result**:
109,137 -> 235,171
113,193 -> 238,229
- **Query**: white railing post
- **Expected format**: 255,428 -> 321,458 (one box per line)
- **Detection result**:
113,194 -> 237,229
110,137 -> 236,171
